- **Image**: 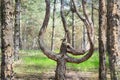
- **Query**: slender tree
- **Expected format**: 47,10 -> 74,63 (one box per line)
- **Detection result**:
107,0 -> 120,80
51,0 -> 56,51
38,0 -> 94,80
91,0 -> 94,25
72,11 -> 75,48
70,0 -> 75,48
14,0 -> 21,60
1,0 -> 14,79
99,0 -> 107,80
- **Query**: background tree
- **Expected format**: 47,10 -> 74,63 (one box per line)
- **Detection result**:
14,0 -> 21,60
107,0 -> 120,80
51,0 -> 56,51
99,0 -> 107,80
1,0 -> 14,79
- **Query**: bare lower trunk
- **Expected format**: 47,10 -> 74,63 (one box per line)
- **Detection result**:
1,0 -> 14,79
99,0 -> 107,80
107,0 -> 120,80
55,58 -> 66,80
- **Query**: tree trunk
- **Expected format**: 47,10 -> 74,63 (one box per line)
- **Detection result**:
82,25 -> 88,50
91,0 -> 94,25
51,0 -> 56,51
99,0 -> 107,80
72,12 -> 75,48
55,58 -> 66,80
14,0 -> 21,60
107,0 -> 120,80
1,0 -> 14,79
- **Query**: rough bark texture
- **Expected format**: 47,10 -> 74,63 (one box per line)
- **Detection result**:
55,57 -> 66,80
107,0 -> 120,80
14,0 -> 21,60
1,0 -> 14,80
99,0 -> 107,80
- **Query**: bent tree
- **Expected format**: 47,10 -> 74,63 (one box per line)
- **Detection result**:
1,0 -> 14,80
38,0 -> 94,80
107,0 -> 120,80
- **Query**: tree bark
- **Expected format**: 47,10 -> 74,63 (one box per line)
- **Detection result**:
55,58 -> 66,80
107,0 -> 120,80
14,0 -> 21,60
99,0 -> 107,80
1,0 -> 14,79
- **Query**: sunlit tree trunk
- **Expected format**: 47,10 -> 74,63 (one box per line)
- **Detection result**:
14,0 -> 21,60
107,0 -> 120,80
99,0 -> 107,80
1,0 -> 14,79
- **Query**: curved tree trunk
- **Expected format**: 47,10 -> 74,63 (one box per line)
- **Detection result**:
39,0 -> 94,80
107,0 -> 120,80
1,0 -> 14,79
99,0 -> 107,80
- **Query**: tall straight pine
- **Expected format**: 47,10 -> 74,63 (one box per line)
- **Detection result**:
107,0 -> 120,80
1,0 -> 14,79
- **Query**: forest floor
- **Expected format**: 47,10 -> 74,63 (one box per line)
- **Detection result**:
15,71 -> 111,80
0,50 -> 111,80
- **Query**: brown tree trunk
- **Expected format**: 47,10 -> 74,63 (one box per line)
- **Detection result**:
107,0 -> 120,80
14,0 -> 21,60
99,0 -> 107,80
55,58 -> 66,80
1,0 -> 14,79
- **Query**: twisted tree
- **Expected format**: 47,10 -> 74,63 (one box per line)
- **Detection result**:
38,0 -> 94,79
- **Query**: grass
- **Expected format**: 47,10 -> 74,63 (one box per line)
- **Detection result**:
67,51 -> 99,72
14,50 -> 102,74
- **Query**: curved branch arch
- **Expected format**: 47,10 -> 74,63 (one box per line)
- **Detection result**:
61,0 -> 94,63
38,0 -> 58,61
